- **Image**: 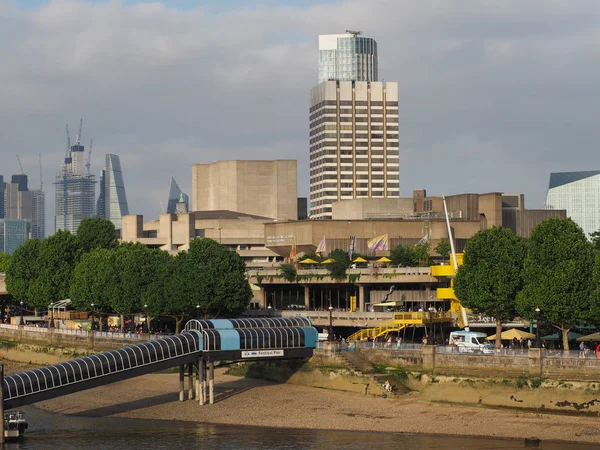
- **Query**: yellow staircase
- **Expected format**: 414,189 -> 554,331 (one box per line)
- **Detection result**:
432,254 -> 467,329
347,321 -> 406,341
347,312 -> 453,341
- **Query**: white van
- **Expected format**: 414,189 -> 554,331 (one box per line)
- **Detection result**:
449,331 -> 493,354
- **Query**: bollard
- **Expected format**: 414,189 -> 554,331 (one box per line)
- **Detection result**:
187,364 -> 193,400
209,361 -> 214,405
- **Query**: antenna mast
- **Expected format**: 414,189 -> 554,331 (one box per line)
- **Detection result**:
77,118 -> 83,145
16,155 -> 24,174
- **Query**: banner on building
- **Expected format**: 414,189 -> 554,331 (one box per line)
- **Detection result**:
367,233 -> 389,253
348,235 -> 356,260
316,235 -> 326,255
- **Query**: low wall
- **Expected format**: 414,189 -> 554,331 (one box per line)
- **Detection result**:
364,349 -> 422,368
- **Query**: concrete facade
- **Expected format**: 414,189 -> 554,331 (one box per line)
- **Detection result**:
192,160 -> 298,221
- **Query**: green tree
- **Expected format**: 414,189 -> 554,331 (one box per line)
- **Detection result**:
516,218 -> 595,351
326,248 -> 351,281
111,243 -> 162,332
413,241 -> 432,266
140,249 -> 177,332
300,252 -> 324,263
434,239 -> 451,263
390,244 -> 414,267
5,239 -> 42,306
160,239 -> 251,330
454,227 -> 526,348
70,248 -> 118,329
31,231 -> 80,309
0,252 -> 11,273
77,217 -> 117,253
591,230 -> 600,251
279,263 -> 297,282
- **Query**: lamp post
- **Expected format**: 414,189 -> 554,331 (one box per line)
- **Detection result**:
535,307 -> 541,348
196,304 -> 200,319
144,304 -> 148,333
428,306 -> 435,345
49,302 -> 54,328
90,302 -> 95,331
19,301 -> 24,326
327,305 -> 334,341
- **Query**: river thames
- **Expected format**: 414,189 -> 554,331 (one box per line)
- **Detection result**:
3,406 -> 598,450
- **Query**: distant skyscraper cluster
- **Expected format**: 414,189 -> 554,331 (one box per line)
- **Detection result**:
0,164 -> 45,254
97,154 -> 129,229
310,31 -> 399,219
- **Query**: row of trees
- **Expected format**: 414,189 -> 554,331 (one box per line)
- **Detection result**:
5,218 -> 252,332
454,218 -> 598,351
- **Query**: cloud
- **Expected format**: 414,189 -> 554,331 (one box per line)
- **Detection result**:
0,0 -> 599,234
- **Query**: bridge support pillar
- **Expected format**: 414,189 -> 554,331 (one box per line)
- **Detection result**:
179,365 -> 185,402
196,358 -> 203,405
187,363 -> 194,400
209,361 -> 215,405
200,359 -> 206,405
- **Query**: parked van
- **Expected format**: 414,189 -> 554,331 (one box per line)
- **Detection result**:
449,331 -> 493,354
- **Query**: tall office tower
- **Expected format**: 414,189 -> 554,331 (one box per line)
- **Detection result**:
167,177 -> 189,214
0,176 -> 5,219
96,154 -> 129,229
545,171 -> 600,238
309,80 -> 399,219
318,32 -> 377,84
54,134 -> 96,235
31,189 -> 45,239
0,219 -> 30,255
4,175 -> 33,223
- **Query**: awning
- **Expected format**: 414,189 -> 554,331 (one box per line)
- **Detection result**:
488,328 -> 536,341
577,332 -> 600,342
376,257 -> 392,263
320,258 -> 335,264
542,331 -> 583,341
373,301 -> 401,307
299,258 -> 318,264
353,257 -> 367,263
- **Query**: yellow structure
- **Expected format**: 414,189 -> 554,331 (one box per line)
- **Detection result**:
347,311 -> 453,341
432,253 -> 466,328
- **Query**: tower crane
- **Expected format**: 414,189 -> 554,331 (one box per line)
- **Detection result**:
16,155 -> 24,174
86,139 -> 93,175
76,118 -> 83,146
345,29 -> 362,37
39,155 -> 43,191
66,125 -> 71,156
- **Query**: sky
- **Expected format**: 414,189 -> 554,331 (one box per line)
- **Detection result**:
1,0 -> 599,235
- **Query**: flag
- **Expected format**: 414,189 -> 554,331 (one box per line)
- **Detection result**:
415,234 -> 429,246
348,235 -> 356,260
289,238 -> 297,260
367,234 -> 389,253
315,235 -> 326,255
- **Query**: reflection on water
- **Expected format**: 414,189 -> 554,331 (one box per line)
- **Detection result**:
5,406 -> 600,450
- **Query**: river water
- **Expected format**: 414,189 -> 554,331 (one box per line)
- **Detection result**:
3,406 -> 598,450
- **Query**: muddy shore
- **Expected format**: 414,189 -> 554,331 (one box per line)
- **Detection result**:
25,368 -> 600,445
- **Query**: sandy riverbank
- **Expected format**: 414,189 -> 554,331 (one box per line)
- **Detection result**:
30,368 -> 600,445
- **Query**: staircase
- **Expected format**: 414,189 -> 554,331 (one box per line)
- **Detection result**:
338,350 -> 373,375
347,321 -> 405,341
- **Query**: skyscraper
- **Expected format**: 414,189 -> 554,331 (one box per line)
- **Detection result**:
54,129 -> 96,235
318,32 -> 378,84
309,32 -> 399,219
97,154 -> 129,229
0,176 -> 5,219
167,177 -> 189,214
0,219 -> 30,255
545,171 -> 600,238
4,175 -> 33,225
31,189 -> 45,240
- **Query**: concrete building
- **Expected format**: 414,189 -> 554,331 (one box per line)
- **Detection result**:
166,177 -> 188,215
318,32 -> 377,84
54,137 -> 96,234
545,171 -> 600,238
309,80 -> 399,219
97,154 -> 129,229
191,160 -> 298,220
4,175 -> 32,222
0,219 -> 30,255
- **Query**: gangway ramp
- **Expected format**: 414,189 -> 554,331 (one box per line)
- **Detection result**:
347,312 -> 454,341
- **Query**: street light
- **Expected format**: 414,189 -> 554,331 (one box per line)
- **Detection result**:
196,304 -> 200,319
90,302 -> 95,331
427,306 -> 436,345
49,302 -> 54,328
19,301 -> 24,326
535,307 -> 541,348
327,305 -> 334,341
144,304 -> 148,332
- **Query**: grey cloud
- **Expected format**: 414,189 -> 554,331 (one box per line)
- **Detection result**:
0,0 -> 599,235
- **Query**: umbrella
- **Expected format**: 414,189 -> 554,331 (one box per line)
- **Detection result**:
577,332 -> 600,342
320,258 -> 336,264
488,328 -> 536,341
353,257 -> 367,263
376,256 -> 392,263
542,331 -> 583,341
299,258 -> 318,264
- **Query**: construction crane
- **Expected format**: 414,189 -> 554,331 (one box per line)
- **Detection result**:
39,155 -> 43,191
76,118 -> 83,145
86,139 -> 93,175
65,125 -> 71,156
16,155 -> 24,174
345,29 -> 362,37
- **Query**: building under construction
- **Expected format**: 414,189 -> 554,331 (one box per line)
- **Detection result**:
54,121 -> 96,234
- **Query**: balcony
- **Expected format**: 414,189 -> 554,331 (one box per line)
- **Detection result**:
436,287 -> 458,300
430,265 -> 456,277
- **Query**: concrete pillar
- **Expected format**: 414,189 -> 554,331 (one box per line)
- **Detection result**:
187,363 -> 194,400
179,365 -> 185,402
88,330 -> 95,350
209,361 -> 215,405
528,348 -> 543,377
201,360 -> 207,405
197,358 -> 203,405
304,285 -> 310,310
358,285 -> 365,312
422,345 -> 436,373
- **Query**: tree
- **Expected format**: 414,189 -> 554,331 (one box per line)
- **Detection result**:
434,239 -> 451,263
0,253 -> 11,273
5,239 -> 42,306
390,244 -> 414,267
157,239 -> 251,330
111,243 -> 163,332
77,218 -> 117,253
591,230 -> 600,251
413,241 -> 432,266
326,248 -> 351,281
454,227 -> 526,348
279,263 -> 297,282
516,218 -> 595,352
70,248 -> 118,328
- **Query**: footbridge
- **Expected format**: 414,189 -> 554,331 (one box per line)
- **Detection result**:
2,317 -> 317,409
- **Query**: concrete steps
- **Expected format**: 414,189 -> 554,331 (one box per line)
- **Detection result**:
338,351 -> 374,375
